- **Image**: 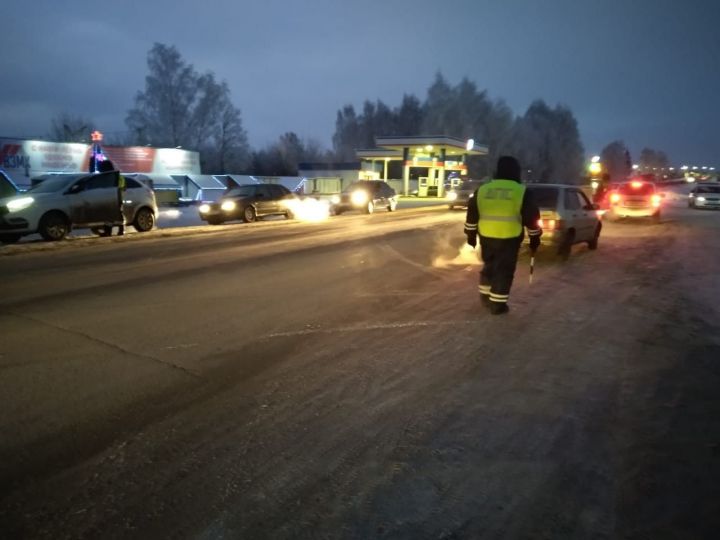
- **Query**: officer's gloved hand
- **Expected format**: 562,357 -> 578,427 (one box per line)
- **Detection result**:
466,233 -> 477,248
529,235 -> 541,253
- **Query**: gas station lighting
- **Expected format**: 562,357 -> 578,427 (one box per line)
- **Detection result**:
466,139 -> 474,151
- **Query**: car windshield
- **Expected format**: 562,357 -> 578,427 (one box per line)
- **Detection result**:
458,180 -> 483,191
695,185 -> 720,194
27,175 -> 83,193
343,182 -> 376,193
527,186 -> 559,208
618,183 -> 655,195
225,186 -> 256,197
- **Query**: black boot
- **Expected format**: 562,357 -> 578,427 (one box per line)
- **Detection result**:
489,302 -> 509,315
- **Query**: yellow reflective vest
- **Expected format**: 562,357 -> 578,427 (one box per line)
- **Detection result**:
476,179 -> 525,238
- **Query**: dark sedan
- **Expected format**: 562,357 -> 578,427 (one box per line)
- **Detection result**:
198,184 -> 296,224
330,180 -> 398,215
446,179 -> 485,210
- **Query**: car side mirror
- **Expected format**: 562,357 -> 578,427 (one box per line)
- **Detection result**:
67,183 -> 83,194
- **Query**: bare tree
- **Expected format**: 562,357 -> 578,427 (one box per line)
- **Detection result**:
126,43 -> 197,148
49,113 -> 96,143
508,100 -> 584,183
601,141 -> 633,183
639,147 -> 670,170
126,43 -> 250,173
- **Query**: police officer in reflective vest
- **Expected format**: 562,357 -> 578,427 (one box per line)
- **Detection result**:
464,156 -> 542,315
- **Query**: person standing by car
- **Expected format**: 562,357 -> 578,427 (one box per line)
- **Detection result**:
464,156 -> 542,315
98,159 -> 126,236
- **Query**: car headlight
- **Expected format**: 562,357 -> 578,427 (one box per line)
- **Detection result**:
330,194 -> 340,204
696,196 -> 706,202
351,190 -> 368,206
221,200 -> 236,212
688,193 -> 694,198
447,192 -> 458,201
199,203 -> 211,213
6,196 -> 34,212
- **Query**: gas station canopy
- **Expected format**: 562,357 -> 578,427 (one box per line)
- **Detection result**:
356,135 -> 488,197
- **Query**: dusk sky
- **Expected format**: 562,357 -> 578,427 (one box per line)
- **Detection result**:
2,0 -> 719,166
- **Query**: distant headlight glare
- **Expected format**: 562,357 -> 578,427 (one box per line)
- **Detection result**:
221,200 -> 236,212
6,196 -> 34,212
351,190 -> 368,206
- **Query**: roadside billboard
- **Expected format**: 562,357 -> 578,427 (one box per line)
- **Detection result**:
0,138 -> 200,188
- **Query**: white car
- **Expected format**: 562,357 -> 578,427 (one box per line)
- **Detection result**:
525,183 -> 602,259
688,184 -> 720,209
0,172 -> 157,243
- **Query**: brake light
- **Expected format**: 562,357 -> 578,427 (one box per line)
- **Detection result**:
538,218 -> 560,230
610,192 -> 621,203
651,194 -> 661,207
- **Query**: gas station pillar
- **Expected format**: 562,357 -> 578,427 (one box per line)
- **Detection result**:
438,148 -> 446,197
402,147 -> 410,196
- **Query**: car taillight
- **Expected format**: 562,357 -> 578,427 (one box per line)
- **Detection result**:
651,194 -> 661,207
538,218 -> 561,230
610,193 -> 621,204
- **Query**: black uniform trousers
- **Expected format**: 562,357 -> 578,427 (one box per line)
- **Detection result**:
478,235 -> 522,305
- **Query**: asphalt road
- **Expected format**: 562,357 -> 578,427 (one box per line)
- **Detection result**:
1,198 -> 719,539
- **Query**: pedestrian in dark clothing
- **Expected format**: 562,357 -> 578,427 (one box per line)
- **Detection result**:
464,156 -> 542,315
97,159 -> 126,236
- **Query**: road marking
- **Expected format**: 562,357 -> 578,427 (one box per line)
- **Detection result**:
263,320 -> 476,339
4,311 -> 202,379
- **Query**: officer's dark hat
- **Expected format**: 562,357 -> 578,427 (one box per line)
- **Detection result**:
495,156 -> 521,182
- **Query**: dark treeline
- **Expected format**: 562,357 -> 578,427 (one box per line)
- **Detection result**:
333,73 -> 585,181
47,43 -> 670,181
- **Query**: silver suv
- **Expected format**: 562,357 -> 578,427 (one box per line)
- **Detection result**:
0,172 -> 157,243
525,184 -> 602,259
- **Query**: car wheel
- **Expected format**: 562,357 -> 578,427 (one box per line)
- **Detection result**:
0,233 -> 21,244
557,229 -> 575,260
587,224 -> 601,250
242,205 -> 257,223
285,210 -> 295,220
365,201 -> 374,214
133,207 -> 155,232
448,204 -> 455,211
387,199 -> 397,212
38,211 -> 70,241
